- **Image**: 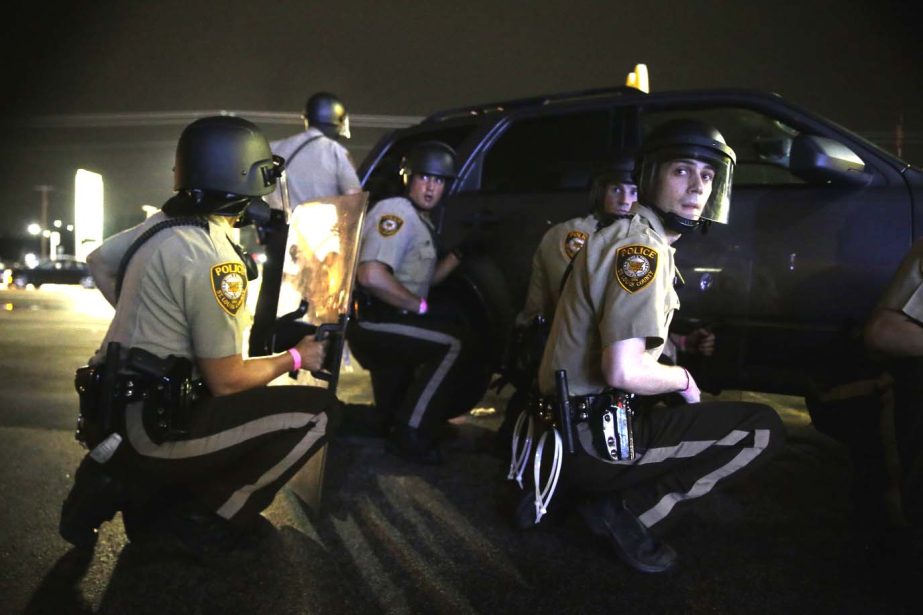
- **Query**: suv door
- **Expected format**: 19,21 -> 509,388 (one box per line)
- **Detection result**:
637,100 -> 912,394
436,105 -> 637,355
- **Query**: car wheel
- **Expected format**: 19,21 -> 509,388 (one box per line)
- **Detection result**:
12,275 -> 27,289
80,276 -> 96,289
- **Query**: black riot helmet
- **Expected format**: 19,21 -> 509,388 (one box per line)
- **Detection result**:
399,141 -> 457,184
304,92 -> 350,140
637,119 -> 736,234
164,116 -> 285,218
589,152 -> 636,217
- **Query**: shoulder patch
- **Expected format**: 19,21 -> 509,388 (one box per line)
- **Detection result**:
615,245 -> 658,293
211,262 -> 248,315
563,230 -> 589,260
378,214 -> 404,237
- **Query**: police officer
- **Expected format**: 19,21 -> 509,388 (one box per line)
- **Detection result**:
59,116 -> 336,555
530,119 -> 786,573
347,141 -> 479,464
500,156 -> 713,445
517,155 -> 638,326
268,91 -> 361,208
865,238 -> 923,529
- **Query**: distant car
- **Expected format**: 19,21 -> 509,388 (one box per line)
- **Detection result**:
4,256 -> 95,289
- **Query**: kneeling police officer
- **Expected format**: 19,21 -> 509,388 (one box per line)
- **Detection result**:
521,119 -> 786,573
59,116 -> 335,554
347,141 -> 482,464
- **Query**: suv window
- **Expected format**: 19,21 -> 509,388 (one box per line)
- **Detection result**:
363,123 -> 477,203
641,107 -> 806,186
480,110 -> 613,194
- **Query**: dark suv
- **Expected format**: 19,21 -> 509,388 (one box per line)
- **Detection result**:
356,87 -> 923,397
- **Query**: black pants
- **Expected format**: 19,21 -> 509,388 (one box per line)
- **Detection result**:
561,400 -> 786,531
347,312 -> 483,437
111,385 -> 335,527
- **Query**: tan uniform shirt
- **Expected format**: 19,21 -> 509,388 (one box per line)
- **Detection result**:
878,238 -> 923,323
269,127 -> 360,208
538,204 -> 678,395
90,213 -> 249,370
518,213 -> 599,324
357,197 -> 438,298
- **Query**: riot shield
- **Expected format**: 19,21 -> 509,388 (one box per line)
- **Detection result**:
249,192 -> 368,394
248,192 -> 367,519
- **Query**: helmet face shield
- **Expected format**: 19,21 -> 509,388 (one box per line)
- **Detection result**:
276,168 -> 292,219
700,155 -> 732,224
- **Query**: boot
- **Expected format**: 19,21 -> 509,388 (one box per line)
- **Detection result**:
59,456 -> 125,549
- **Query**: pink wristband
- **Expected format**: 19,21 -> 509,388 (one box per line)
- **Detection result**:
287,347 -> 302,371
418,297 -> 428,315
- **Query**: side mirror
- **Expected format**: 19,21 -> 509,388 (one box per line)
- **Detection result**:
789,134 -> 872,186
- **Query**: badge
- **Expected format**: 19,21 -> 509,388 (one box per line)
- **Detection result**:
564,230 -> 589,261
378,214 -> 404,237
615,245 -> 658,293
211,261 -> 248,315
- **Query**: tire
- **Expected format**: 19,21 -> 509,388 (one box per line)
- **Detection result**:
12,275 -> 27,289
79,276 -> 96,289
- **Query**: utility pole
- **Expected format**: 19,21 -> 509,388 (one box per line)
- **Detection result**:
35,185 -> 53,259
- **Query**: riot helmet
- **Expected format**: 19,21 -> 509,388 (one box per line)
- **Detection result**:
399,141 -> 457,184
165,116 -> 287,218
589,153 -> 637,217
637,119 -> 736,234
304,92 -> 350,140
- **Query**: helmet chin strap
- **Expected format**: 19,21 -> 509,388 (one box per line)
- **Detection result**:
653,207 -> 700,235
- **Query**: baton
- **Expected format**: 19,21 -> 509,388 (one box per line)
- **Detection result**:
555,369 -> 576,455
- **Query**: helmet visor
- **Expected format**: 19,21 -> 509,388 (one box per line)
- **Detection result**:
699,155 -> 733,224
263,155 -> 292,218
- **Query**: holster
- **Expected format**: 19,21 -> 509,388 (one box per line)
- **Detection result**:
74,364 -> 104,447
124,347 -> 208,443
73,344 -> 209,446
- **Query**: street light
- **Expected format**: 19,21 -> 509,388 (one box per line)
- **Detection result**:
26,223 -> 63,260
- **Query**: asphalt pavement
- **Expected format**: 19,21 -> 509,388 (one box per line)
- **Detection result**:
0,287 -> 917,614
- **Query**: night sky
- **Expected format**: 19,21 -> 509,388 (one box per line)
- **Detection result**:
2,0 -> 921,251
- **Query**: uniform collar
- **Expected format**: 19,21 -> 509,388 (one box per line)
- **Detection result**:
634,203 -> 669,239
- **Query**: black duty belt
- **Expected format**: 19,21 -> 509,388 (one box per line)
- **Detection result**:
74,344 -> 210,446
531,390 -> 636,462
355,293 -> 417,322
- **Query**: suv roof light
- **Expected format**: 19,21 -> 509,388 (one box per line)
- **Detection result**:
625,63 -> 650,93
